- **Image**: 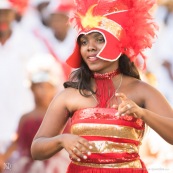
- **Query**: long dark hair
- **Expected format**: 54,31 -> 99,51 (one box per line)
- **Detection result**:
64,54 -> 140,96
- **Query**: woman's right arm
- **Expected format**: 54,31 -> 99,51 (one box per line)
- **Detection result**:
31,89 -> 70,160
31,89 -> 92,161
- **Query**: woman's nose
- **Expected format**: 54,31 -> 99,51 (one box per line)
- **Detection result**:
87,41 -> 96,51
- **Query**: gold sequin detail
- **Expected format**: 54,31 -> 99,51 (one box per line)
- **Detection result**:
78,4 -> 123,39
71,123 -> 144,141
100,18 -> 123,40
91,141 -> 138,154
79,5 -> 105,29
72,159 -> 142,168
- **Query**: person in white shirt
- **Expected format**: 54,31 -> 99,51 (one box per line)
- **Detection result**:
45,0 -> 77,62
0,0 -> 47,156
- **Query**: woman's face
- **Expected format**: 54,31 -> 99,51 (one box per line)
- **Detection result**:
49,13 -> 69,41
79,32 -> 118,73
31,82 -> 57,107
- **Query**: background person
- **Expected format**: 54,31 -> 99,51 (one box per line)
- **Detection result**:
0,0 -> 47,158
0,53 -> 70,173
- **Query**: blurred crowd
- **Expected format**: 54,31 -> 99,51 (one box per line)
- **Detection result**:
0,0 -> 173,172
140,0 -> 173,172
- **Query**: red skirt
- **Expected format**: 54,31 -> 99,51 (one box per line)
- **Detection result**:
66,162 -> 148,173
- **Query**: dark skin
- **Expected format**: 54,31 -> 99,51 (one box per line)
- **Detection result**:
162,60 -> 173,81
48,13 -> 70,42
0,9 -> 15,45
31,32 -> 173,163
37,2 -> 50,27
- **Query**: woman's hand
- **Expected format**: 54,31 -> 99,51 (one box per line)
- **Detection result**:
115,93 -> 144,118
61,134 -> 93,162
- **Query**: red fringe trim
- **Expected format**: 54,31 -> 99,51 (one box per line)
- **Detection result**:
66,162 -> 148,173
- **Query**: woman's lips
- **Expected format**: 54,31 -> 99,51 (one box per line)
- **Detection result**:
88,56 -> 99,62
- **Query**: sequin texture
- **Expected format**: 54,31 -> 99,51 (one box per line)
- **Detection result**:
70,108 -> 145,168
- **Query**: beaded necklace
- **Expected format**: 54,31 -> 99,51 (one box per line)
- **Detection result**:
93,69 -> 120,108
93,69 -> 120,79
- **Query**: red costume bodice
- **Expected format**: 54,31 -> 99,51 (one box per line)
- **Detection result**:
67,107 -> 148,173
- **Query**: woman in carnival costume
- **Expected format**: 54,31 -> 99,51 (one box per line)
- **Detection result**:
31,0 -> 173,172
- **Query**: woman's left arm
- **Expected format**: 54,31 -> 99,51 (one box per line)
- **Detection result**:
115,83 -> 173,144
140,84 -> 173,144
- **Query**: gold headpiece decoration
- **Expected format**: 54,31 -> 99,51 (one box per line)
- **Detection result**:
78,4 -> 104,29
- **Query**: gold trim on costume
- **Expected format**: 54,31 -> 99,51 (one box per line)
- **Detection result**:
100,18 -> 123,40
91,141 -> 139,154
72,159 -> 142,168
78,4 -> 123,40
79,4 -> 105,29
71,123 -> 144,141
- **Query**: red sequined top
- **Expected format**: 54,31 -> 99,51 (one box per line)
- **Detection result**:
67,107 -> 148,173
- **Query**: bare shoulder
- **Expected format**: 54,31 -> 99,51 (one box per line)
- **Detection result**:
121,75 -> 169,105
52,87 -> 82,113
122,75 -> 159,94
126,76 -> 172,116
54,87 -> 80,103
19,112 -> 32,123
17,111 -> 35,128
132,78 -> 162,97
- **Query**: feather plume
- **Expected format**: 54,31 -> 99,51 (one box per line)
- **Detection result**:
68,0 -> 158,68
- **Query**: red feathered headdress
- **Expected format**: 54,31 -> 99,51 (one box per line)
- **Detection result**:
66,0 -> 158,68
